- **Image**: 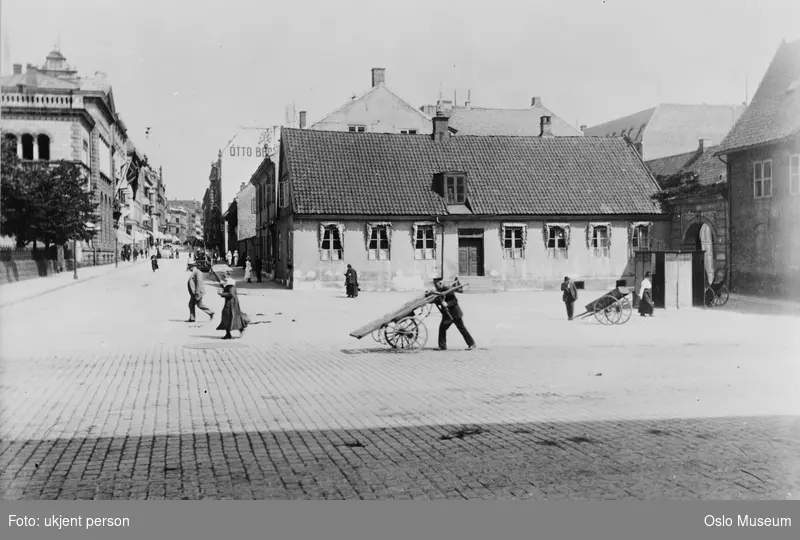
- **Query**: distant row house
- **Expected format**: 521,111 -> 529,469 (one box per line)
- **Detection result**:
0,50 -> 168,265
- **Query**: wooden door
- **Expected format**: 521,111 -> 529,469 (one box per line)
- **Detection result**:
458,238 -> 483,276
653,253 -> 666,308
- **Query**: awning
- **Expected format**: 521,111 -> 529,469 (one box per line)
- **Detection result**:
153,231 -> 164,240
131,231 -> 148,243
116,230 -> 133,245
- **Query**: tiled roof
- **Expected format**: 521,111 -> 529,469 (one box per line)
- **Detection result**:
447,106 -> 582,136
281,128 -> 664,216
646,146 -> 726,187
717,39 -> 800,154
583,107 -> 657,142
309,83 -> 431,130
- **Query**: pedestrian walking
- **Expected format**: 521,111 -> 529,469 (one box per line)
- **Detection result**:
217,277 -> 249,339
226,250 -> 232,266
433,277 -> 476,350
151,253 -> 159,272
133,248 -> 139,262
186,260 -> 215,323
638,271 -> 654,317
254,257 -> 263,283
560,275 -> 578,320
232,250 -> 239,267
344,264 -> 359,297
244,257 -> 253,283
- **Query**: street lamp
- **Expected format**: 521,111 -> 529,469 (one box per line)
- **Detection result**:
73,237 -> 78,280
113,208 -> 122,268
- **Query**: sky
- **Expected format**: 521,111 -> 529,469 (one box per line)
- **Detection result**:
2,0 -> 799,206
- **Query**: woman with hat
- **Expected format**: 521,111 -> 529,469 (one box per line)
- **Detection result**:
217,277 -> 249,339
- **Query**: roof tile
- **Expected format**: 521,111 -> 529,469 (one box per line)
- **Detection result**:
281,129 -> 664,217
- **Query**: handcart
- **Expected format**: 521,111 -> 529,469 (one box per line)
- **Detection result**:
575,287 -> 634,325
349,282 -> 469,350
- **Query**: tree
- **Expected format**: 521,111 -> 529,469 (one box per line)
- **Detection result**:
0,137 -> 98,249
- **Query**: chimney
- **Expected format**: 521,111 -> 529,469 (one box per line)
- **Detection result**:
13,64 -> 22,75
371,68 -> 386,87
299,111 -> 307,129
580,124 -> 587,132
539,116 -> 554,137
240,182 -> 245,192
531,96 -> 543,107
698,138 -> 712,152
432,111 -> 451,142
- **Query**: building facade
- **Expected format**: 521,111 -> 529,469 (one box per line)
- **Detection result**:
168,199 -> 202,245
716,39 -> 800,298
273,116 -> 669,293
202,154 -> 224,253
585,103 -> 745,161
235,182 -> 257,264
646,138 -> 728,285
0,50 -> 138,264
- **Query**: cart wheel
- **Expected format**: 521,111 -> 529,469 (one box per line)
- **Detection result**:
384,317 -> 428,350
372,327 -> 388,345
713,285 -> 729,306
613,297 -> 633,325
593,295 -> 615,325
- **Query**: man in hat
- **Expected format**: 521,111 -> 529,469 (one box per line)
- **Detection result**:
433,277 -> 476,350
561,275 -> 578,320
187,260 -> 214,322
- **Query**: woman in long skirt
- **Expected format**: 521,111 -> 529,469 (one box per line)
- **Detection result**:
344,264 -> 359,298
638,271 -> 654,317
217,278 -> 249,339
244,257 -> 253,283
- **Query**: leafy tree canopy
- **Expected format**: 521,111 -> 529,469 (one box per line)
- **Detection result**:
1,136 -> 98,247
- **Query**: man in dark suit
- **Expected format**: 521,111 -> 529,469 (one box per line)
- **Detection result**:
433,277 -> 476,350
187,260 -> 214,322
561,276 -> 578,320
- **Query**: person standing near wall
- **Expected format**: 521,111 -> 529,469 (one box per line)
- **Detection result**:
561,276 -> 578,321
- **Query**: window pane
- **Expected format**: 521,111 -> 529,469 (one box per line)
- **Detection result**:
755,181 -> 762,197
764,179 -> 771,196
792,155 -> 800,173
754,163 -> 762,180
764,161 -> 772,178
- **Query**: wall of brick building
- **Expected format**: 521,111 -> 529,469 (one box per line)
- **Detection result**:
667,194 -> 728,284
728,138 -> 800,298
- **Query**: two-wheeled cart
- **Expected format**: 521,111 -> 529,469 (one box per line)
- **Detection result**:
349,282 -> 468,350
575,287 -> 634,325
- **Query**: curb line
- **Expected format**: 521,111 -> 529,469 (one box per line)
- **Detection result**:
0,262 -> 141,309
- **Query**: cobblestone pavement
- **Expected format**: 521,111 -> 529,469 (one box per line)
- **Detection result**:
1,258 -> 798,500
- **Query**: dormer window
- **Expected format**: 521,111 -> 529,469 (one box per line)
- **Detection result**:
348,125 -> 366,132
445,174 -> 466,204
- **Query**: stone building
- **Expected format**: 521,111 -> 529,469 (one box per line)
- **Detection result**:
716,38 -> 800,298
646,139 -> 728,285
235,182 -> 257,265
202,154 -> 224,253
0,49 -> 143,264
272,115 -> 669,292
168,199 -> 202,245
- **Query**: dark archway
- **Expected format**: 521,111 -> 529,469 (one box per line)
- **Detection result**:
683,221 -> 717,284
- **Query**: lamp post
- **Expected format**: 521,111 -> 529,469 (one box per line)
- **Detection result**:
113,209 -> 121,268
73,237 -> 78,280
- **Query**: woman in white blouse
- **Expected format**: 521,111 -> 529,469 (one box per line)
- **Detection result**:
638,271 -> 654,317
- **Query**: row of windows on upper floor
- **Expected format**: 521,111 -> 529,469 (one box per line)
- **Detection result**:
316,223 -> 653,262
752,157 -> 800,198
3,132 -> 51,160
